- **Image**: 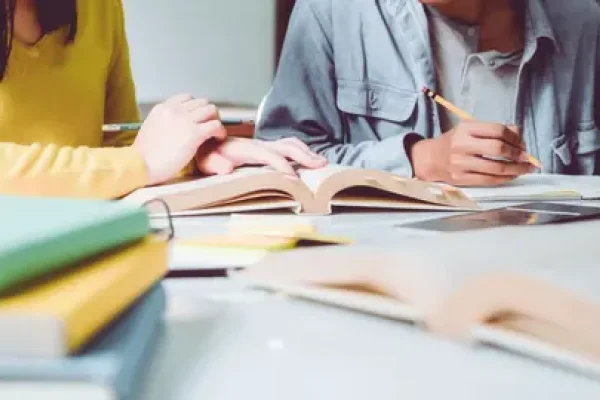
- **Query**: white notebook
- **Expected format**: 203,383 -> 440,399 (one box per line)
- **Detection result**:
460,174 -> 600,202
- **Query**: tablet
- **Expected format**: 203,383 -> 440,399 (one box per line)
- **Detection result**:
398,202 -> 600,233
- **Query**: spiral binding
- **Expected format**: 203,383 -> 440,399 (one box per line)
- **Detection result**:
142,198 -> 175,241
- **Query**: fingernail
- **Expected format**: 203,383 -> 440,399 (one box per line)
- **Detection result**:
284,173 -> 299,181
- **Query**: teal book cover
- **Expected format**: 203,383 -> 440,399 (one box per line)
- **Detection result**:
0,284 -> 166,400
0,196 -> 149,293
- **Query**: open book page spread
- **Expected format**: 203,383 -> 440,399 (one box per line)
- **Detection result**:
459,174 -> 600,201
236,220 -> 600,376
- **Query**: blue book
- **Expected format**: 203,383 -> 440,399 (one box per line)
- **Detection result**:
0,284 -> 165,400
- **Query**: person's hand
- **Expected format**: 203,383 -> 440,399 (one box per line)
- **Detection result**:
409,121 -> 535,186
194,137 -> 328,176
132,94 -> 227,185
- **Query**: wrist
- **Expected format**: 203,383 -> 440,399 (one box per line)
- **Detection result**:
408,138 -> 440,181
130,143 -> 156,186
127,145 -> 153,188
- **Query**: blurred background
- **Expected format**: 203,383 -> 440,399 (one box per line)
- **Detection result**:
123,0 -> 296,114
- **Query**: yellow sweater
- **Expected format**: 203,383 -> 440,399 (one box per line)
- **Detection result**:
0,0 -> 148,199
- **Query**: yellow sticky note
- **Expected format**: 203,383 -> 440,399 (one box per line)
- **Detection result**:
228,214 -> 316,236
177,234 -> 298,251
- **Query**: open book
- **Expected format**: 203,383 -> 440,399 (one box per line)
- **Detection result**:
124,166 -> 479,215
460,174 -> 600,202
234,222 -> 600,379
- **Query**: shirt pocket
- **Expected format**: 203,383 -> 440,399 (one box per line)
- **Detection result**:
550,121 -> 600,174
336,80 -> 417,124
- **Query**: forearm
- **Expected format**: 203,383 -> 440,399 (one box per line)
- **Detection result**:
0,143 -> 148,199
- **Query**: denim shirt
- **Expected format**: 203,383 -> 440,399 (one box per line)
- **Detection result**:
256,0 -> 600,177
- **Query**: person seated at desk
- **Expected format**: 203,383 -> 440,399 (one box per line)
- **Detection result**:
0,0 -> 326,199
256,0 -> 600,186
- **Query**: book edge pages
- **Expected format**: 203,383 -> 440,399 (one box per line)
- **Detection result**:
471,324 -> 600,380
0,316 -> 64,357
167,200 -> 301,217
329,199 -> 477,212
0,382 -> 115,400
232,276 -> 424,323
475,194 -> 584,203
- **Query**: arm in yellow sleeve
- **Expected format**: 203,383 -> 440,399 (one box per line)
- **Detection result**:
0,143 -> 148,199
102,0 -> 195,178
103,0 -> 141,147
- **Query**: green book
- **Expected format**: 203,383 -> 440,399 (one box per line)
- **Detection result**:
0,196 -> 149,294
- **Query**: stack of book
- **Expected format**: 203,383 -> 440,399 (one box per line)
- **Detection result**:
0,196 -> 168,400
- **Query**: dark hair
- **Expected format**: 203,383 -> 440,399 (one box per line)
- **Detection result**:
0,0 -> 77,79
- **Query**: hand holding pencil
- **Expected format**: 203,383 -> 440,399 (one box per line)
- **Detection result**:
409,87 -> 540,187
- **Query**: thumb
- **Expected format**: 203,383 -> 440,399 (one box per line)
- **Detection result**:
507,124 -> 525,149
196,152 -> 235,176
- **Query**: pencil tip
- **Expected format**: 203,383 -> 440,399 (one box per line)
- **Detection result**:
421,86 -> 429,94
528,155 -> 543,169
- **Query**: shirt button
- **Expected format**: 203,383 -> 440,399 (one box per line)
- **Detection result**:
467,27 -> 476,36
368,91 -> 379,109
489,60 -> 497,68
28,48 -> 40,58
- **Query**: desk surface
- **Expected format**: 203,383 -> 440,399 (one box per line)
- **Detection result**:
142,203 -> 600,400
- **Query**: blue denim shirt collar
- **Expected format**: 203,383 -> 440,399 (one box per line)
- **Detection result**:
524,0 -> 560,55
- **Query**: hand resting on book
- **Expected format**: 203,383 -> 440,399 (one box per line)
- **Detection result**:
195,137 -> 328,176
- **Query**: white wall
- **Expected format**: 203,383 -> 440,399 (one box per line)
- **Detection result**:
123,0 -> 276,106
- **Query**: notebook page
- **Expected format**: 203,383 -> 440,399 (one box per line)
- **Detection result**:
460,174 -> 600,201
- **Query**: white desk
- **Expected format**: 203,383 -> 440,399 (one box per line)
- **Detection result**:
141,204 -> 600,400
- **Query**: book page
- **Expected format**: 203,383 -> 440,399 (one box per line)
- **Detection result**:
299,166 -> 479,212
123,168 -> 271,205
459,174 -> 600,201
297,165 -> 355,194
233,245 -> 432,323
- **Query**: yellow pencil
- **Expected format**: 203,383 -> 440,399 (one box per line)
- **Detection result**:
422,87 -> 542,169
